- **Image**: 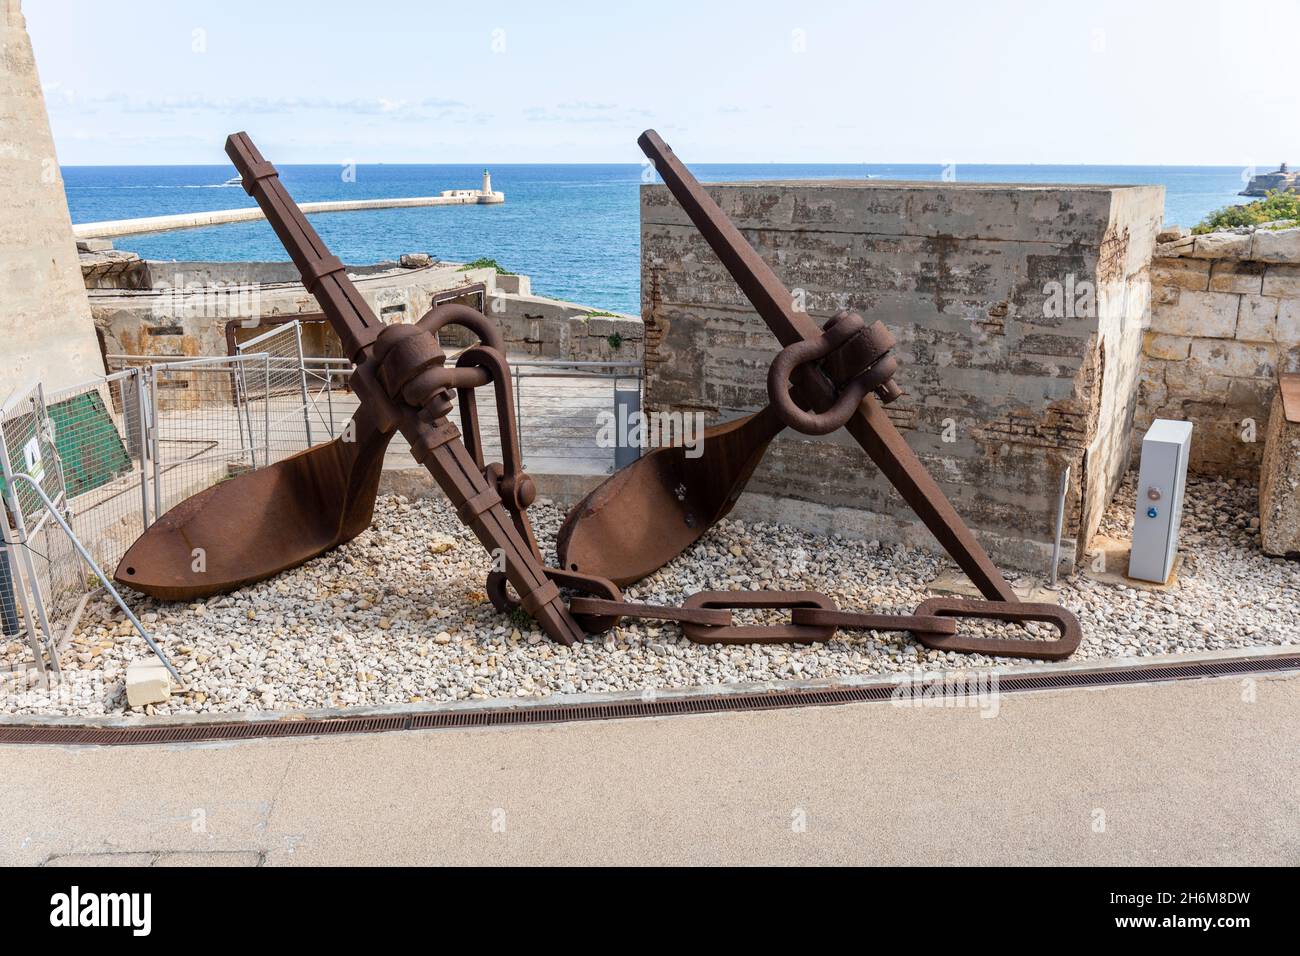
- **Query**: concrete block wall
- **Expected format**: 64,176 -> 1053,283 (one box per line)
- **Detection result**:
642,180 -> 1163,572
436,271 -> 643,362
1138,227 -> 1300,476
481,288 -> 643,363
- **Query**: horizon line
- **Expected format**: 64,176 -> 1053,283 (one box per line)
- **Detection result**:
58,160 -> 1254,169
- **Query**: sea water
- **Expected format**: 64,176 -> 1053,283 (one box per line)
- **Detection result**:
63,163 -> 1249,316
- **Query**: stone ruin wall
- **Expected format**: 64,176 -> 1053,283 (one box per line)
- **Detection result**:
1137,226 -> 1300,476
84,258 -> 643,380
641,180 -> 1163,573
433,273 -> 643,364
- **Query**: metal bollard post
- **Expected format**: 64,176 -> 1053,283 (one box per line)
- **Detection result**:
133,368 -> 151,529
1049,465 -> 1070,588
295,322 -> 314,448
614,375 -> 642,471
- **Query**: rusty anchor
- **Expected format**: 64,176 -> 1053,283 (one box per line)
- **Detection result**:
114,128 -> 1082,663
115,403 -> 393,600
116,133 -> 585,646
555,130 -> 1082,660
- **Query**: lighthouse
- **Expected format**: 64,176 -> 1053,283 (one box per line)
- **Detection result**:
473,169 -> 503,203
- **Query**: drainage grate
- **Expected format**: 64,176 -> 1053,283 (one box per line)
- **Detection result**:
1,653 -> 1296,747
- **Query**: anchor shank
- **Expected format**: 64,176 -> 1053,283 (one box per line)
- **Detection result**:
638,129 -> 1017,603
223,132 -> 583,644
226,132 -> 383,360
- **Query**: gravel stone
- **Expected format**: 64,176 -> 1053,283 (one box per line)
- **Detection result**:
2,473 -> 1295,717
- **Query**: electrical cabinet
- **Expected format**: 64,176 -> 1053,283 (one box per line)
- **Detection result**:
1128,419 -> 1194,583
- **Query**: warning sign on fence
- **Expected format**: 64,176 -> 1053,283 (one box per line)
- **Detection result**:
20,437 -> 43,484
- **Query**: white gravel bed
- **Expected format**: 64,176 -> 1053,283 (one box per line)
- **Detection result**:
3,473 -> 1297,717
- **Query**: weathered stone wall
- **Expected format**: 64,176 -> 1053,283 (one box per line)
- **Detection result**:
642,180 -> 1162,572
87,258 -> 643,365
472,275 -> 643,363
1259,386 -> 1300,556
1137,226 -> 1300,476
0,0 -> 105,398
89,261 -> 504,360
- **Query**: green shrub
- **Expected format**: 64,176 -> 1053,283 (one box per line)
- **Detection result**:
458,257 -> 514,275
1193,189 -> 1300,234
607,332 -> 623,350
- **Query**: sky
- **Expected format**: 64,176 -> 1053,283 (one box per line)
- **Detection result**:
26,0 -> 1300,167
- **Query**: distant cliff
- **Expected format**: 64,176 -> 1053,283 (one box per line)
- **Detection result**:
1241,164 -> 1299,197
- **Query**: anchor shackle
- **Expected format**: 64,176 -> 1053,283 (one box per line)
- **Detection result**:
766,311 -> 902,436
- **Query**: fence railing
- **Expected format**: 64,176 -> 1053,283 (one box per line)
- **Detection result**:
1,373 -> 173,681
3,325 -> 642,678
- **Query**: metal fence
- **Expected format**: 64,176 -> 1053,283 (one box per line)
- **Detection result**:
1,373 -> 176,681
1,323 -> 642,678
224,352 -> 644,478
1,381 -> 69,676
236,322 -> 316,464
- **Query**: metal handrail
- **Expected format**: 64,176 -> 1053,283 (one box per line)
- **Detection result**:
106,352 -> 272,369
511,358 -> 642,368
298,355 -> 642,370
42,367 -> 140,402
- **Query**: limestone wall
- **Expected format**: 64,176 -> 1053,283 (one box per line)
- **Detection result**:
87,258 -> 643,365
89,262 -> 503,360
642,180 -> 1163,573
1138,226 -> 1300,476
471,276 -> 643,363
0,0 -> 105,399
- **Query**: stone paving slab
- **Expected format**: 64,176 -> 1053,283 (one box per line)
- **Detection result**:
2,671 -> 1295,866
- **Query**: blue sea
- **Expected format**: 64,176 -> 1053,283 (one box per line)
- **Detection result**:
63,163 -> 1250,317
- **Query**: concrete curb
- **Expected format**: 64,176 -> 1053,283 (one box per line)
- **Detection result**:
2,643 -> 1295,733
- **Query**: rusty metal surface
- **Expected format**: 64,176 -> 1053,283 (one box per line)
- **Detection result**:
910,598 -> 1083,660
553,129 -> 1082,660
767,312 -> 899,435
557,129 -> 1018,604
680,591 -> 839,645
557,405 -> 784,585
116,133 -> 585,646
579,591 -> 1075,661
115,128 -> 1083,662
791,607 -> 958,639
568,596 -> 733,627
115,406 -> 392,600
